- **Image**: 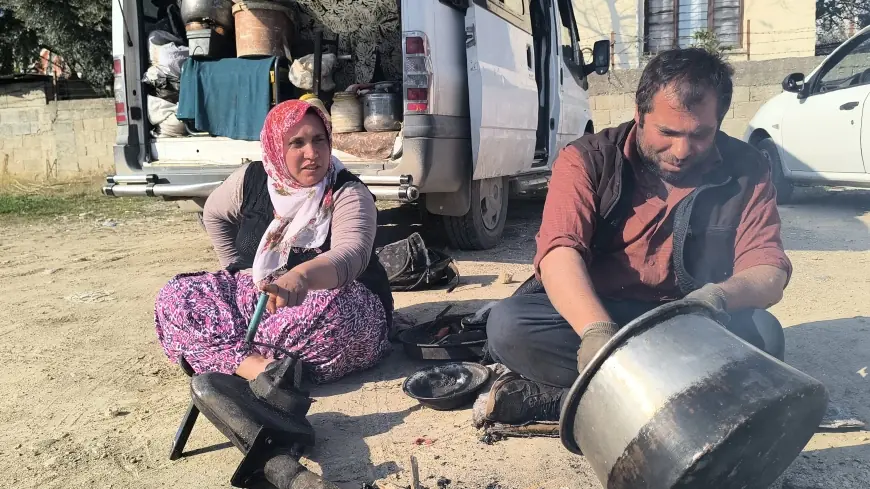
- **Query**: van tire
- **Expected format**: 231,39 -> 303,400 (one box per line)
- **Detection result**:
442,177 -> 508,250
756,137 -> 794,205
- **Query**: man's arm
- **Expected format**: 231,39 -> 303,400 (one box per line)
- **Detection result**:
534,146 -> 611,336
540,247 -> 612,335
719,264 -> 788,311
695,154 -> 792,311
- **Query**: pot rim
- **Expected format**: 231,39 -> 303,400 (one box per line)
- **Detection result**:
232,1 -> 294,17
558,299 -> 720,454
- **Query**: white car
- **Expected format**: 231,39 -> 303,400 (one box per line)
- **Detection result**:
744,26 -> 870,204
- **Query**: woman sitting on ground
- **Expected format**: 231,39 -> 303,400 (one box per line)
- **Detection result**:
154,99 -> 393,383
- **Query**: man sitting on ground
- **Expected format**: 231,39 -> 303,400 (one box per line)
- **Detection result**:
479,47 -> 791,425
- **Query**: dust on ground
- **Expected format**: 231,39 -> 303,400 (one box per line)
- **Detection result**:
0,187 -> 868,489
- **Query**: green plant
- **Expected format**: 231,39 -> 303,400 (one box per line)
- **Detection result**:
690,30 -> 732,56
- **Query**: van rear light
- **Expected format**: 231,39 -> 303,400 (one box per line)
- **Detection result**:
403,32 -> 431,114
407,88 -> 428,101
113,55 -> 128,126
115,102 -> 128,124
407,87 -> 429,112
406,36 -> 425,55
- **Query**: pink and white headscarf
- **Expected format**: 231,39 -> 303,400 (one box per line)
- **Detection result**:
252,99 -> 345,287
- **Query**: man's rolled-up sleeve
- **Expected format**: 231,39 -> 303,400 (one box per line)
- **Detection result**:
533,146 -> 599,278
732,160 -> 793,284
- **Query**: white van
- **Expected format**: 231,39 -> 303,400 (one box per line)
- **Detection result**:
107,0 -> 610,249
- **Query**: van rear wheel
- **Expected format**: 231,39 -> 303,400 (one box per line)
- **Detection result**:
442,177 -> 508,250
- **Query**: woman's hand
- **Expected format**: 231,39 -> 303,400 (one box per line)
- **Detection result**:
261,270 -> 309,314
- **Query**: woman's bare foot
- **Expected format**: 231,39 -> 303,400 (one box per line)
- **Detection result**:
236,353 -> 274,380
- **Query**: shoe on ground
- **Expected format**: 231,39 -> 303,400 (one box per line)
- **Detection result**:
481,372 -> 563,425
471,363 -> 510,428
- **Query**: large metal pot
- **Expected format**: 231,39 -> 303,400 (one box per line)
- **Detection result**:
560,301 -> 828,489
181,0 -> 235,30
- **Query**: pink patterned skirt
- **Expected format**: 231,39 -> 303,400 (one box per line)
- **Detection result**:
154,270 -> 390,384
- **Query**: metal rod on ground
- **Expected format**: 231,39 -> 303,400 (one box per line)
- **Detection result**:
410,455 -> 421,489
246,292 -> 270,344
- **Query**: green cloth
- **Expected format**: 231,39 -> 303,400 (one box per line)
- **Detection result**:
177,57 -> 276,141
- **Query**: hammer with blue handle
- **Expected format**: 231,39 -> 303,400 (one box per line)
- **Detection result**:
245,292 -> 270,344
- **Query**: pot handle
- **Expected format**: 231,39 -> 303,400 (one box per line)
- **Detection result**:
559,299 -> 720,455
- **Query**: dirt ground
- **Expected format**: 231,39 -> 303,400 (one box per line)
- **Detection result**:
0,188 -> 868,489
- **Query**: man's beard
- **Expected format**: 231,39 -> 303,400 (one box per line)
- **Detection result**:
636,128 -> 711,185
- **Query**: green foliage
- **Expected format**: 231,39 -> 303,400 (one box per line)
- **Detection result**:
690,30 -> 732,56
0,9 -> 40,75
0,1 -> 112,88
817,0 -> 870,34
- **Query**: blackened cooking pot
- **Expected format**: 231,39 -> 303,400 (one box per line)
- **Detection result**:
560,300 -> 828,489
181,0 -> 235,30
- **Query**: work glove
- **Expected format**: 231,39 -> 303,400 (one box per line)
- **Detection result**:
684,283 -> 730,324
576,321 -> 620,374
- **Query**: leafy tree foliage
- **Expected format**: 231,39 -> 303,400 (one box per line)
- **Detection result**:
0,9 -> 40,76
817,0 -> 870,37
0,1 -> 112,87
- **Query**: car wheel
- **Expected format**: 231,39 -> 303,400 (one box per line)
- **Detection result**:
756,137 -> 794,205
442,176 -> 509,250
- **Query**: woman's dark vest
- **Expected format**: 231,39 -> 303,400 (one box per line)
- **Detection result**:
228,162 -> 394,321
572,121 -> 766,295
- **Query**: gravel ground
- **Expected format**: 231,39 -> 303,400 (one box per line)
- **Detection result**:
0,188 -> 867,489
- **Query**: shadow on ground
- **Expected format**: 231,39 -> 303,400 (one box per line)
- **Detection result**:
306,406 -> 422,486
375,200 -> 545,265
784,316 -> 870,425
774,315 -> 870,488
779,443 -> 870,489
780,188 -> 870,252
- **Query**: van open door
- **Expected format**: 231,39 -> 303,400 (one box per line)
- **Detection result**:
464,0 -> 540,179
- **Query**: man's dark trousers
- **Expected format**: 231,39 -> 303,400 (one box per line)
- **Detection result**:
485,294 -> 786,389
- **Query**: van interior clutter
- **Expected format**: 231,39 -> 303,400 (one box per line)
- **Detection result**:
143,0 -> 404,155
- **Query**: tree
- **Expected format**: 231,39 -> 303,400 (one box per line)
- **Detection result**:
0,9 -> 40,76
817,0 -> 870,37
0,1 -> 111,88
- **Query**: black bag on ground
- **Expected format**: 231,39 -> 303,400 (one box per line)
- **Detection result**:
376,232 -> 459,291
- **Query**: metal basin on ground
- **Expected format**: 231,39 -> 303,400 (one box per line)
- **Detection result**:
560,301 -> 828,489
